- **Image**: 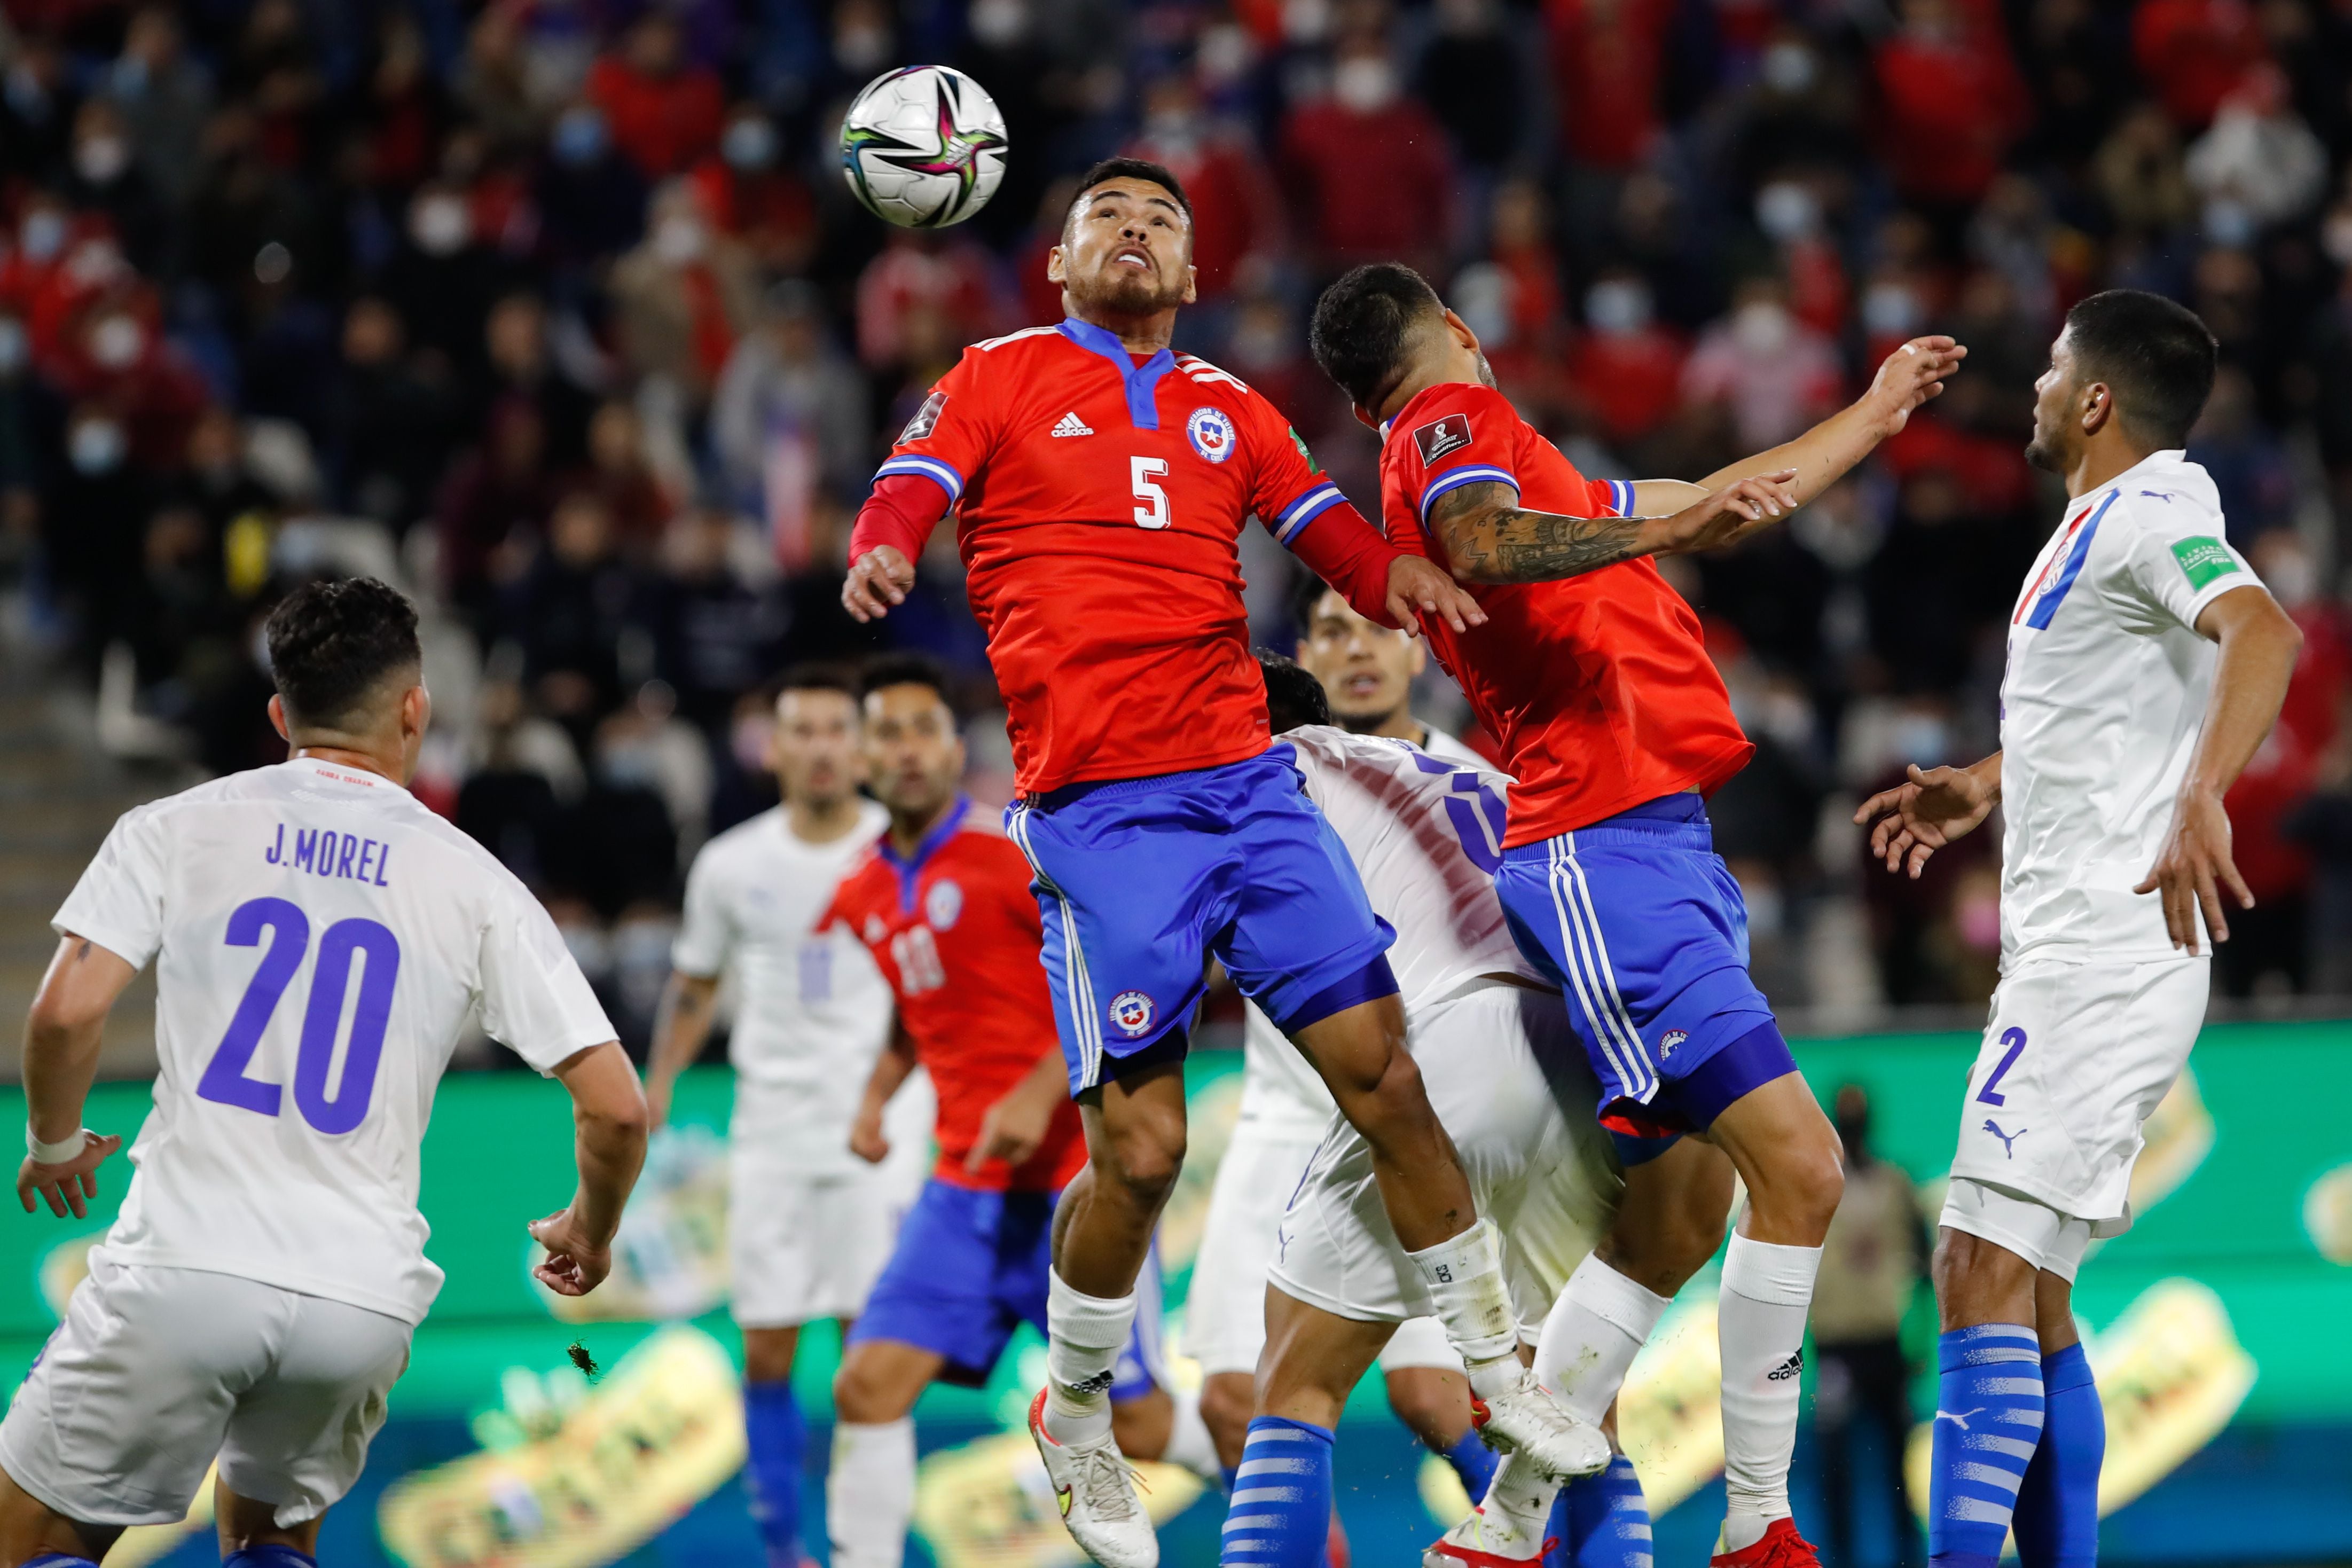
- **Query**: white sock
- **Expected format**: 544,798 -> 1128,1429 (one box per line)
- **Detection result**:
1158,1386 -> 1223,1481
827,1417 -> 915,1568
1407,1218 -> 1523,1400
1474,1451 -> 1563,1558
1044,1267 -> 1134,1445
1716,1234 -> 1822,1552
1533,1255 -> 1673,1425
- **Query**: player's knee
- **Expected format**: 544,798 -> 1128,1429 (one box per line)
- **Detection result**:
1097,1118 -> 1185,1206
741,1328 -> 798,1385
1346,1044 -> 1435,1141
1932,1227 -> 2038,1328
1754,1119 -> 1844,1232
1382,1368 -> 1470,1451
831,1353 -> 912,1425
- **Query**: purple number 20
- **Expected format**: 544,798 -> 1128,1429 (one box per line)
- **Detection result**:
1977,1026 -> 2027,1107
198,897 -> 400,1133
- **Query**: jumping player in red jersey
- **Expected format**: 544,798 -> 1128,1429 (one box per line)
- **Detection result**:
843,158 -> 1598,1568
1308,263 -> 1966,1568
821,657 -> 1215,1568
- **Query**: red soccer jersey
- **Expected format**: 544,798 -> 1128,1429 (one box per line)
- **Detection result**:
825,799 -> 1086,1193
864,318 -> 1401,795
1378,382 -> 1754,846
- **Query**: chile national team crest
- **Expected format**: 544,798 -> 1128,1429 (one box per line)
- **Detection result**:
924,879 -> 963,930
1109,990 -> 1157,1037
1187,406 -> 1236,464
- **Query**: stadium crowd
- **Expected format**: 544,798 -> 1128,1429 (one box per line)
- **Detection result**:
5,0 -> 2352,1044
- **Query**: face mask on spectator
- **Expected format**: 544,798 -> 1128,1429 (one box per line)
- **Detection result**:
90,314 -> 144,369
74,134 -> 130,185
551,106 -> 608,167
1332,57 -> 1398,113
1761,41 -> 1815,93
722,117 -> 776,170
0,318 -> 25,377
2259,546 -> 2316,606
1755,181 -> 1819,244
1891,711 -> 1950,767
19,209 -> 66,263
1586,278 -> 1652,336
69,419 -> 127,475
1861,279 -> 1923,339
1731,299 -> 1792,356
410,193 -> 472,256
1144,107 -> 1202,155
969,0 -> 1029,46
653,215 -> 706,265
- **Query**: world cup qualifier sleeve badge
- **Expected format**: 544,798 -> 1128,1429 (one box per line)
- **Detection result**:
1187,406 -> 1236,464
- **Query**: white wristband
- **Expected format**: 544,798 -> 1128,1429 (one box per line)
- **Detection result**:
27,1126 -> 87,1165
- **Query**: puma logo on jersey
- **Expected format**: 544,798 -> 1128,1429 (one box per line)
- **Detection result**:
1051,411 -> 1094,437
1414,413 -> 1472,464
1935,1407 -> 1987,1430
1983,1119 -> 2026,1157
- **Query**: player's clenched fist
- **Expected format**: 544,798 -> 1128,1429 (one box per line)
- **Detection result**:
843,545 -> 916,622
1385,554 -> 1487,637
529,1206 -> 616,1297
1863,335 -> 1969,438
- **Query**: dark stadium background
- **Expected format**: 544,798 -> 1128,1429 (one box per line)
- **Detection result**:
1,0 -> 2350,1564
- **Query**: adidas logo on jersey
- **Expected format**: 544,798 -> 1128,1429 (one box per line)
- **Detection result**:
1051,411 -> 1093,437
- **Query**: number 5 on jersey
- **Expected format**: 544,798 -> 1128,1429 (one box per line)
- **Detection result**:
1132,456 -> 1171,530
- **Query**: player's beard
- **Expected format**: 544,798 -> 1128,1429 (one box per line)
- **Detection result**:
2024,423 -> 2064,474
1475,351 -> 1500,391
1075,259 -> 1187,319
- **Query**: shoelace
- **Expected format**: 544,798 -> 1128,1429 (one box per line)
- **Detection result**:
1072,1445 -> 1148,1521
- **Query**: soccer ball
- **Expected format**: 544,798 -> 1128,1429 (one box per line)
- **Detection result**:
840,66 -> 1009,230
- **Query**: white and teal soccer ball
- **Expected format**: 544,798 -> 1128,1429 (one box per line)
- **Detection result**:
840,65 -> 1009,230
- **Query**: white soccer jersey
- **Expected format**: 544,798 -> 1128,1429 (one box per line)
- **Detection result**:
1998,450 -> 2264,966
1237,726 -> 1542,1133
671,803 -> 893,1164
52,757 -> 616,1325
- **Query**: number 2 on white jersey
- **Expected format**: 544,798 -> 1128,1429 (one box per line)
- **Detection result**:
1131,456 -> 1172,530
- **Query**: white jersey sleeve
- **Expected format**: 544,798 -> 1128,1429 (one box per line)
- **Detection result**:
1277,726 -> 1542,1010
53,802 -> 170,969
477,886 -> 618,1073
2106,504 -> 2256,633
670,837 -> 737,979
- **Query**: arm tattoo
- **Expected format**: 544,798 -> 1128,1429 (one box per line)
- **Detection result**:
1430,482 -> 1648,584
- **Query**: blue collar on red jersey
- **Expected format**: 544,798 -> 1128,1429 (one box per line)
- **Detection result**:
1058,317 -> 1174,431
878,793 -> 971,913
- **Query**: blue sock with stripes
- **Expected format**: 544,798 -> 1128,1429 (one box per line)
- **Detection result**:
743,1376 -> 806,1565
1928,1323 -> 2044,1568
1440,1426 -> 1499,1501
223,1549 -> 318,1568
2014,1343 -> 2102,1567
1543,1453 -> 1651,1567
1218,1415 -> 1334,1567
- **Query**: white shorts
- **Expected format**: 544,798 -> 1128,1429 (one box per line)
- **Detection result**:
0,1257 -> 411,1528
1187,1124 -> 1462,1377
1940,1177 -> 2095,1282
1268,983 -> 1622,1337
1946,956 -> 2208,1233
731,1070 -> 932,1330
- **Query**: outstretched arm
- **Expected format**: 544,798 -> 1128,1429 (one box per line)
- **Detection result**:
1854,755 -> 2004,880
2135,584 -> 2302,952
17,934 -> 134,1217
1429,471 -> 1800,585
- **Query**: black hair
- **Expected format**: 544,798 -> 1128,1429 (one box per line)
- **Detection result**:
1069,157 -> 1194,223
860,652 -> 957,715
1257,649 -> 1331,734
2063,289 -> 2218,449
1290,572 -> 1342,634
263,576 -> 422,731
772,661 -> 860,703
1310,262 -> 1447,411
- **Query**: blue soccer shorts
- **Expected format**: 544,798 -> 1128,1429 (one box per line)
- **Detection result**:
1494,792 -> 1799,1151
849,1178 -> 1165,1394
1006,744 -> 1399,1095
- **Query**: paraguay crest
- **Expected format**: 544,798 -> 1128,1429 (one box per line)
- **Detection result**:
1187,406 -> 1236,464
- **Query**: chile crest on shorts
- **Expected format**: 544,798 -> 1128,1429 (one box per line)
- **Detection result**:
1109,990 -> 1156,1037
1187,406 -> 1236,464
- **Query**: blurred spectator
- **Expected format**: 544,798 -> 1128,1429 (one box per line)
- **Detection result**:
687,105 -> 820,277
534,102 -> 649,272
452,5 -> 542,154
579,399 -> 676,560
481,292 -> 597,469
584,13 -> 725,180
493,489 -> 654,730
856,231 -> 1000,371
436,397 -> 555,618
1681,278 -> 1843,450
1872,0 -> 2029,214
103,6 -> 216,208
711,284 -> 869,515
1416,0 -> 1533,174
656,507 -> 788,733
381,178 -> 514,370
1127,74 -> 1280,308
61,98 -> 169,277
2190,366 -> 2296,546
2133,0 -> 2270,130
1279,33 -> 1454,278
1568,273 -> 1687,452
2094,101 -> 2198,239
1545,0 -> 1673,171
1811,1085 -> 1926,1568
609,181 -> 759,406
327,296 -> 461,530
2184,65 -> 2327,234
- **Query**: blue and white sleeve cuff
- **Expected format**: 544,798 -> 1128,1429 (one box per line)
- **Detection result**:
1271,481 -> 1347,546
1605,478 -> 1636,517
1416,465 -> 1518,524
874,454 -> 966,506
